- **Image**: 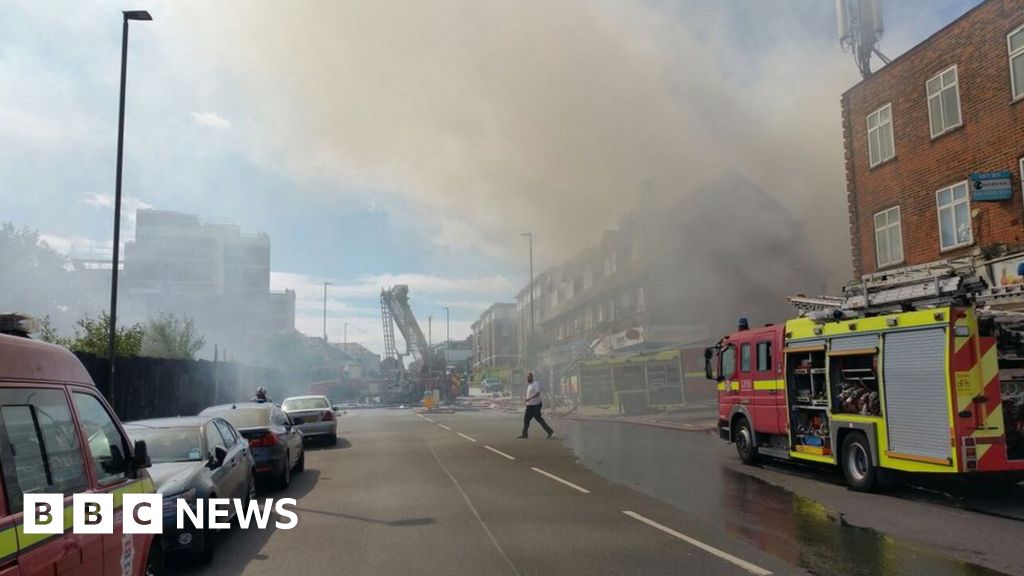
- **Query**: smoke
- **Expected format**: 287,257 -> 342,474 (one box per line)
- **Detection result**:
180,0 -> 856,282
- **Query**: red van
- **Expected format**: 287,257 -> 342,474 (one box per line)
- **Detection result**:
0,330 -> 162,576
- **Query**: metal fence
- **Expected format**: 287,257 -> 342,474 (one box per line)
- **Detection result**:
75,353 -> 285,422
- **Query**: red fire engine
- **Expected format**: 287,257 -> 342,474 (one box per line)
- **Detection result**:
705,260 -> 1024,491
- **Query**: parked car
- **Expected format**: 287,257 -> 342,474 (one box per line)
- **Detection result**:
199,402 -> 304,489
125,416 -> 256,563
0,325 -> 161,575
281,395 -> 337,445
481,378 -> 503,393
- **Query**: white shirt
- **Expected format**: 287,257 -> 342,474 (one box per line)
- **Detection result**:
526,381 -> 542,406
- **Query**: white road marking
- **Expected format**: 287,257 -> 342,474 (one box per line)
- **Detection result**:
424,417 -> 435,423
458,432 -> 478,443
530,467 -> 590,494
424,438 -> 521,576
484,446 -> 516,460
622,511 -> 772,576
438,424 -> 452,431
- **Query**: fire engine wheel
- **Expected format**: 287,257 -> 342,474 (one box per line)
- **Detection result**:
734,417 -> 759,464
841,433 -> 877,492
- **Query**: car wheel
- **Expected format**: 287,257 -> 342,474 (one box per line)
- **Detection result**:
841,433 -> 877,492
329,435 -> 338,446
144,537 -> 164,576
278,453 -> 291,490
244,471 -> 256,506
733,416 -> 759,464
295,449 -> 305,473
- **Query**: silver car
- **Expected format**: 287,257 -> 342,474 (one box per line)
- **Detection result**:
282,395 -> 338,445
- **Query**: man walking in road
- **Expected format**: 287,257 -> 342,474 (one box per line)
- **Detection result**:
519,372 -> 554,439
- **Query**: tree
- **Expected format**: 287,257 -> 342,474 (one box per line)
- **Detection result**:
36,316 -> 72,348
0,223 -> 104,332
64,312 -> 144,357
141,313 -> 206,360
0,223 -> 71,314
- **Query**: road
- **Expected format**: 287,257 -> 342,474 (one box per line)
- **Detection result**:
171,408 -> 1024,576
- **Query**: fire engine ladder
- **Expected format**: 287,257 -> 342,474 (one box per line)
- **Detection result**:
788,257 -> 1024,316
380,285 -> 435,371
381,289 -> 402,367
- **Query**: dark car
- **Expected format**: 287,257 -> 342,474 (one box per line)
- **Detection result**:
200,402 -> 304,489
124,416 -> 256,563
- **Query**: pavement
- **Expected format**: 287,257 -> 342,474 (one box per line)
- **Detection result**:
561,400 -> 719,432
169,407 -> 1024,576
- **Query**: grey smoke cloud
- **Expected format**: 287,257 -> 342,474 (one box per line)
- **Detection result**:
178,0 -> 858,283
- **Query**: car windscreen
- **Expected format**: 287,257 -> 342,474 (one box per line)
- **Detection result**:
206,408 -> 270,429
127,427 -> 203,463
282,398 -> 330,411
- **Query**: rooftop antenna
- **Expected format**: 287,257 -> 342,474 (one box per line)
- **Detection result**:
837,0 -> 891,79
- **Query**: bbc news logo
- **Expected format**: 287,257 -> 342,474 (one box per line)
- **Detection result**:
24,494 -> 298,534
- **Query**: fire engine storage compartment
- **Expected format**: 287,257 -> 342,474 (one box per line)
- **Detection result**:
786,343 -> 831,456
983,316 -> 1024,460
828,335 -> 881,417
881,327 -> 952,464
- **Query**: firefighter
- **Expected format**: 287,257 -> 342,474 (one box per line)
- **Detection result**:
518,372 -> 554,439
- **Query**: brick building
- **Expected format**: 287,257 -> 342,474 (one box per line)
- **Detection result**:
471,303 -> 518,375
843,0 -> 1024,278
512,170 -> 826,390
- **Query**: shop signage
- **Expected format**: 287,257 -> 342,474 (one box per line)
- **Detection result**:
969,171 -> 1012,201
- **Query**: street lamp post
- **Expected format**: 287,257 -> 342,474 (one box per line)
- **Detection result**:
521,232 -> 534,371
108,10 -> 152,406
520,230 -> 536,336
445,307 -> 450,369
343,321 -> 349,347
427,314 -> 433,349
322,281 -> 332,342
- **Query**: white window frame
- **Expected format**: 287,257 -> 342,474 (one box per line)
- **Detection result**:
926,65 -> 963,138
1010,24 -> 1024,101
866,103 -> 895,168
1020,158 -> 1024,211
935,181 -> 973,251
873,206 -> 904,268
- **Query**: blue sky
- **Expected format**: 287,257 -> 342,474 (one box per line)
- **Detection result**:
0,0 -> 982,353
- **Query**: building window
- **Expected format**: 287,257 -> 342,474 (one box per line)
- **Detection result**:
936,182 -> 972,251
873,206 -> 904,268
1010,25 -> 1024,101
605,252 -> 618,276
927,66 -> 962,138
637,286 -> 646,312
866,104 -> 895,167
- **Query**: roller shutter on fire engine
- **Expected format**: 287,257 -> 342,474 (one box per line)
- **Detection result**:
829,334 -> 879,353
882,328 -> 951,461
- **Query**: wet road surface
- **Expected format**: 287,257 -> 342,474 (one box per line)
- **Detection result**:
170,408 -> 1024,576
